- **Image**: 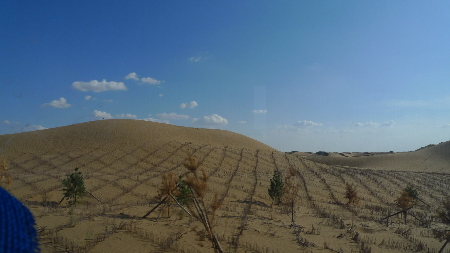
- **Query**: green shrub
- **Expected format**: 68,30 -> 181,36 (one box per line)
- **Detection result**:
268,170 -> 284,205
61,168 -> 86,206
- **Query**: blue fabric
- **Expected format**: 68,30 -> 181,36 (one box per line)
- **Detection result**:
0,187 -> 40,252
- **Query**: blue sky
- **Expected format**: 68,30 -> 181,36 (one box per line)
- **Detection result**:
2,1 -> 450,152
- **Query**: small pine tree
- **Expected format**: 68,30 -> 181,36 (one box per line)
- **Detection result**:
404,185 -> 419,201
61,168 -> 86,206
268,170 -> 284,206
176,175 -> 193,206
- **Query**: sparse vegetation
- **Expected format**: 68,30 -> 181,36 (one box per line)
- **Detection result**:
183,156 -> 224,253
404,185 -> 419,201
0,159 -> 12,189
283,167 -> 299,224
268,170 -> 284,206
437,198 -> 450,253
3,122 -> 450,253
344,183 -> 360,206
60,168 -> 86,206
396,190 -> 414,224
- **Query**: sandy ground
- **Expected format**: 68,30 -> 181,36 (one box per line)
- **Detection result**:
0,119 -> 449,253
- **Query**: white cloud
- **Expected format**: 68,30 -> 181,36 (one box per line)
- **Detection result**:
42,97 -> 71,108
159,94 -> 163,97
22,124 -> 47,132
440,124 -> 450,128
2,120 -> 19,125
92,110 -> 113,120
192,114 -> 228,127
238,121 -> 247,124
141,77 -> 162,85
72,79 -> 127,92
180,101 -> 198,109
252,110 -> 268,114
141,118 -> 170,124
116,113 -> 137,119
85,95 -> 92,100
104,100 -> 113,103
294,120 -> 322,128
125,72 -> 139,81
157,112 -> 190,120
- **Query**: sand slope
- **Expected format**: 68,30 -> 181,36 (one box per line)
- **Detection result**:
303,141 -> 450,173
1,120 -> 449,253
0,119 -> 275,157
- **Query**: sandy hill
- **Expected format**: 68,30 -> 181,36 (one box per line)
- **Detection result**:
0,119 -> 275,157
303,141 -> 450,173
1,120 -> 449,253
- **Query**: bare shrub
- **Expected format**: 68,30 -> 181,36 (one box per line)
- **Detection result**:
344,183 -> 359,206
0,159 -> 12,189
183,156 -> 224,253
437,198 -> 450,253
396,190 -> 414,224
283,167 -> 299,224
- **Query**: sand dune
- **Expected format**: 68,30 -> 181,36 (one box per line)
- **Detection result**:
1,120 -> 449,253
303,141 -> 450,173
0,119 -> 275,157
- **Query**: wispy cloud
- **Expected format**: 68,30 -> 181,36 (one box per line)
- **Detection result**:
116,113 -> 137,119
125,72 -> 164,85
141,118 -> 170,124
42,97 -> 71,108
92,110 -> 113,119
354,120 -> 395,127
192,114 -> 228,127
188,52 -> 210,62
2,120 -> 20,125
72,79 -> 127,92
252,110 -> 267,114
180,101 -> 198,109
238,121 -> 247,124
157,112 -> 190,120
294,120 -> 322,128
22,124 -> 47,132
189,56 -> 202,62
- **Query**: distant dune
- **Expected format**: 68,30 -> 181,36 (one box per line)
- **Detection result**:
303,141 -> 450,173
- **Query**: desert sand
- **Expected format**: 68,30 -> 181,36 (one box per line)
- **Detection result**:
1,119 -> 449,253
